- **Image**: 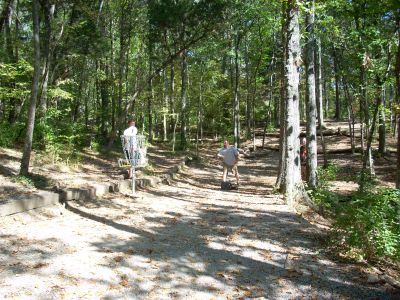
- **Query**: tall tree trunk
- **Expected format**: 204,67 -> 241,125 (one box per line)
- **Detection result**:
278,0 -> 302,204
233,33 -> 241,148
20,0 -> 40,176
39,0 -> 54,114
0,0 -> 13,33
323,74 -> 329,118
163,69 -> 169,141
360,87 -> 381,190
245,35 -> 251,139
315,37 -> 325,128
332,46 -> 341,121
276,0 -> 288,189
196,74 -> 203,155
14,0 -> 19,62
305,0 -> 317,189
344,82 -> 356,153
4,0 -> 14,63
148,62 -> 154,142
170,63 -> 176,151
378,87 -> 386,155
180,50 -> 188,149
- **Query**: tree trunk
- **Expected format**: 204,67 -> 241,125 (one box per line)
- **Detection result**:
344,82 -> 356,154
20,0 -> 40,176
0,0 -> 13,33
180,50 -> 188,149
305,0 -> 317,189
196,74 -> 203,156
275,0 -> 288,189
378,87 -> 386,155
38,0 -> 54,114
245,36 -> 251,139
333,46 -> 341,121
163,69 -> 169,141
170,63 -> 176,150
278,0 -> 302,204
233,33 -> 241,148
148,65 -> 154,142
360,90 -> 381,190
14,0 -> 19,62
315,37 -> 325,128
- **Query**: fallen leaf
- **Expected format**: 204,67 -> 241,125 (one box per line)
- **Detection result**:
33,262 -> 49,269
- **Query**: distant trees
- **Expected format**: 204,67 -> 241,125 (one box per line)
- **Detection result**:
0,0 -> 397,192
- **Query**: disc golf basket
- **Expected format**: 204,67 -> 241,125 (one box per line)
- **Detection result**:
119,135 -> 147,193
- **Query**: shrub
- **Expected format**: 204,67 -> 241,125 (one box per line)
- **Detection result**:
335,188 -> 400,260
0,122 -> 25,147
309,163 -> 341,211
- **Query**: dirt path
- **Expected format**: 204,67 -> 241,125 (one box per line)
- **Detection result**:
0,149 -> 397,299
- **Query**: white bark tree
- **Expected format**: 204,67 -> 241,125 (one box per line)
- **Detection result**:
277,0 -> 302,204
305,0 -> 318,188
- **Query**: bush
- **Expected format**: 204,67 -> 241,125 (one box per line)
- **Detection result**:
0,122 -> 25,147
309,163 -> 342,211
335,188 -> 400,260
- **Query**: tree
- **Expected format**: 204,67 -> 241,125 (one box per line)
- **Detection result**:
20,0 -> 41,176
305,0 -> 318,189
277,0 -> 302,204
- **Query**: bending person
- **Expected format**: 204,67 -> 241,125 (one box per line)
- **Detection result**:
123,119 -> 138,179
217,140 -> 240,186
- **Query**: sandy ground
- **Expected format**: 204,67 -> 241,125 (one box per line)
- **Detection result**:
1,143 -> 398,299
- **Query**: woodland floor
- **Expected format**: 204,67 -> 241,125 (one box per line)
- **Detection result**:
0,121 -> 399,299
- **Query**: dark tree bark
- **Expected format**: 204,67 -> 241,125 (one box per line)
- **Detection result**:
20,0 -> 41,176
0,0 -> 13,33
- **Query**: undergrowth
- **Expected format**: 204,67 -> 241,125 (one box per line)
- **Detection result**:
309,164 -> 400,262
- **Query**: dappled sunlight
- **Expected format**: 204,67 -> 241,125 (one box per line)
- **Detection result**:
0,140 -> 396,298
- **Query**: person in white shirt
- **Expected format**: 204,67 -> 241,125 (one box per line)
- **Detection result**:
123,119 -> 138,136
217,140 -> 240,186
123,120 -> 138,178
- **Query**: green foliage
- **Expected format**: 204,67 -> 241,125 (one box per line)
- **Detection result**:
0,60 -> 32,120
13,173 -> 52,189
309,164 -> 341,210
13,175 -> 35,188
335,188 -> 400,260
0,122 -> 25,147
309,163 -> 399,261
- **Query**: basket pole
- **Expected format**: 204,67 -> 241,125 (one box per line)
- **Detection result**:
131,166 -> 135,194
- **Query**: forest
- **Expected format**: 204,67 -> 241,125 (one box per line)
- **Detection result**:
0,0 -> 400,298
